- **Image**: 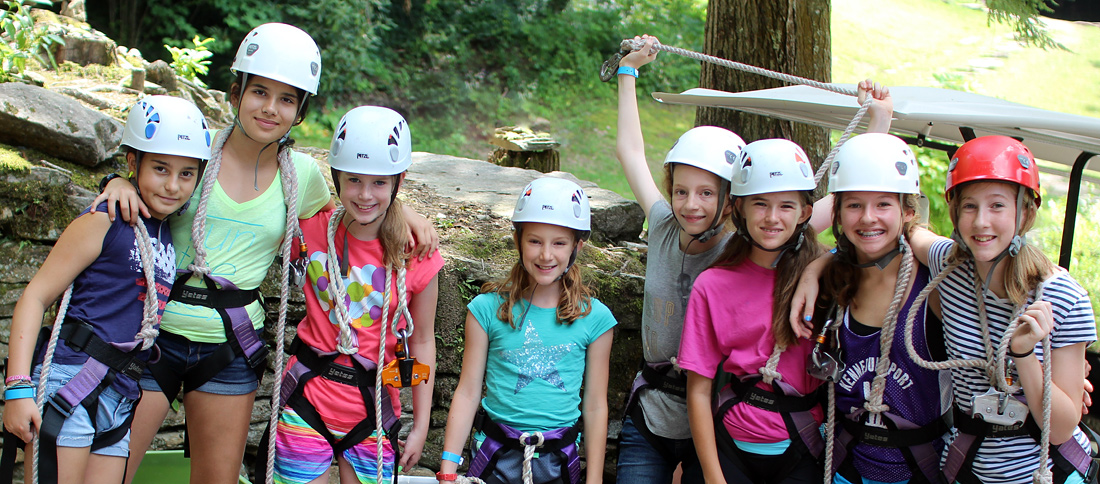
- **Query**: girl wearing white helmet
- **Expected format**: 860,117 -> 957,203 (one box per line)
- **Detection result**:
792,133 -> 952,484
438,177 -> 617,484
614,36 -> 894,484
266,106 -> 443,484
678,137 -> 826,484
4,96 -> 208,484
91,24 -> 438,484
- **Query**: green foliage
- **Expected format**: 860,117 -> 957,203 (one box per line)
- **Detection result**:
0,0 -> 64,79
1031,196 -> 1100,322
913,146 -> 952,235
165,35 -> 214,87
985,0 -> 1064,50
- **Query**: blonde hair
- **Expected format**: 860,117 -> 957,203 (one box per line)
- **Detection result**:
482,224 -> 594,328
332,172 -> 410,269
947,181 -> 1054,306
712,191 -> 822,348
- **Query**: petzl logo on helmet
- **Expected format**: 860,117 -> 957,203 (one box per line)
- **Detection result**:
1017,154 -> 1031,169
311,62 -> 319,76
895,161 -> 907,176
542,204 -> 554,211
769,171 -> 783,178
357,153 -> 370,159
724,150 -> 737,165
246,43 -> 259,56
178,135 -> 190,141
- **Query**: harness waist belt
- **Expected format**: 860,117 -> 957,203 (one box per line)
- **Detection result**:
61,317 -> 146,382
640,362 -> 687,398
839,414 -> 950,448
169,282 -> 260,309
953,406 -> 1031,438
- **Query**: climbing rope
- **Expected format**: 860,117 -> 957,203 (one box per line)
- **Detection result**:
193,128 -> 302,484
325,206 -> 360,355
759,343 -> 785,385
608,37 -> 875,190
902,257 -> 1060,484
33,218 -> 161,484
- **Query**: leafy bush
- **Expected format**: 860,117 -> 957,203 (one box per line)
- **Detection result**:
0,0 -> 64,80
165,35 -> 214,87
1031,195 -> 1100,321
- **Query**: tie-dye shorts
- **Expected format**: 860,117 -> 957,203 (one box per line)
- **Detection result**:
273,406 -> 395,484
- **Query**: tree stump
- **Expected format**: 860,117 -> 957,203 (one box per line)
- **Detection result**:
488,126 -> 560,173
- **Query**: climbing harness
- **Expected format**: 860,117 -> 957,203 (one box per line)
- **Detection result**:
0,218 -> 162,484
903,269 -> 1099,484
620,359 -> 688,456
602,37 -> 874,187
710,343 -> 824,483
466,409 -> 583,484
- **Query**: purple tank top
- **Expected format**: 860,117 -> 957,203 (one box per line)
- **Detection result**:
833,264 -> 950,482
49,203 -> 175,399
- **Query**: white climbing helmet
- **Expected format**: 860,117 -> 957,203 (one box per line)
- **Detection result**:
828,133 -> 920,195
663,126 -> 746,182
730,138 -> 816,196
512,177 -> 591,239
231,23 -> 321,95
121,95 -> 212,161
328,106 -> 412,176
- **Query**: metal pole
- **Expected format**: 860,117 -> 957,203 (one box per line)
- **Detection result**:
1059,151 -> 1097,269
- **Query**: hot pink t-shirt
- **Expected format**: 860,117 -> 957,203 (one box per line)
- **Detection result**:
293,209 -> 444,430
678,259 -> 823,443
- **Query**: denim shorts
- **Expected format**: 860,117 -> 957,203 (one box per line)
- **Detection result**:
32,363 -> 135,456
139,330 -> 261,397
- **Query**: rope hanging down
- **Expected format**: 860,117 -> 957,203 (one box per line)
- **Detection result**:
602,37 -> 874,189
32,219 -> 161,484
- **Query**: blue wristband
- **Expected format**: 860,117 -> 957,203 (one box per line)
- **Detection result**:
4,386 -> 34,401
441,451 -> 463,465
617,66 -> 639,78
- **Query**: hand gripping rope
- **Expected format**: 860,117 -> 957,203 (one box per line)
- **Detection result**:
818,237 -> 917,484
602,37 -> 875,188
31,218 -> 161,484
903,262 -> 1061,484
193,129 -> 302,484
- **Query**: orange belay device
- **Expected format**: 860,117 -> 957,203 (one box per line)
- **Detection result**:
382,328 -> 429,387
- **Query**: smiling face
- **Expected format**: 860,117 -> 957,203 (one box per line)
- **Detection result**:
735,190 -> 812,262
954,181 -> 1023,263
518,222 -> 580,288
337,171 -> 400,239
129,152 -> 201,220
670,163 -> 730,235
231,75 -> 302,144
838,191 -> 914,263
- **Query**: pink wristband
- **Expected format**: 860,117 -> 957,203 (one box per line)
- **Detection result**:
5,375 -> 31,386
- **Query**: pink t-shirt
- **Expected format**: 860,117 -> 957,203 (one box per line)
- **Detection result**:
293,209 -> 444,430
678,259 -> 823,443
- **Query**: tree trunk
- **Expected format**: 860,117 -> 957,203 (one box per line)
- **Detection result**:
696,0 -> 832,168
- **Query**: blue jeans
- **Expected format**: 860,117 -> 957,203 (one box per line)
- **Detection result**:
616,416 -> 703,484
33,363 -> 135,456
139,330 -> 261,396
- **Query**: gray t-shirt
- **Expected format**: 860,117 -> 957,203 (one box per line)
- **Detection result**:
638,200 -> 732,439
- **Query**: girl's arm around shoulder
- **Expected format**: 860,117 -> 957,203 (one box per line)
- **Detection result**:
789,252 -> 833,340
615,35 -> 663,220
582,328 -> 614,484
907,225 -> 950,269
5,211 -> 112,442
402,205 -> 439,262
401,274 -> 439,469
292,149 -> 336,219
439,311 -> 490,478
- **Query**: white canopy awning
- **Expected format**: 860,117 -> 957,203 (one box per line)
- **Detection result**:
652,85 -> 1100,177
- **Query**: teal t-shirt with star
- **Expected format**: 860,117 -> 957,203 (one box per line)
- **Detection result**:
468,292 -> 617,432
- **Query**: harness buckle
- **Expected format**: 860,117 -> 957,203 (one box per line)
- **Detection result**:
246,344 -> 270,370
970,389 -> 1027,427
47,394 -> 77,418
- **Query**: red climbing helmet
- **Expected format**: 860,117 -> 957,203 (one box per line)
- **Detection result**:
945,135 -> 1040,205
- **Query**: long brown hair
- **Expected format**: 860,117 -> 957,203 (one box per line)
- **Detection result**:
482,224 -> 594,328
822,192 -> 922,309
712,191 -> 822,348
946,181 -> 1054,306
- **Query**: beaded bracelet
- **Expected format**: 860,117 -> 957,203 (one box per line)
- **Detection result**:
5,375 -> 31,386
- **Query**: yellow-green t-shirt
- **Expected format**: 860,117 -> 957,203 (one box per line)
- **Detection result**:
163,149 -> 331,342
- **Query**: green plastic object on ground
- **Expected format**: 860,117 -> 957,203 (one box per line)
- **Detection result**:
131,450 -> 250,484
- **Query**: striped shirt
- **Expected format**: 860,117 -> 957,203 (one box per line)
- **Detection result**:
929,239 -> 1096,484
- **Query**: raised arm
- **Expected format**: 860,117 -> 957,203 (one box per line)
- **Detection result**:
616,35 -> 664,220
859,79 -> 894,134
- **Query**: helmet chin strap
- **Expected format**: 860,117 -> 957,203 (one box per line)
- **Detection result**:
952,187 -> 1028,296
849,234 -> 905,270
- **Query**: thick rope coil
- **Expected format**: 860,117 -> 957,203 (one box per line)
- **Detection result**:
517,432 -> 544,484
132,219 -> 161,350
265,142 -> 302,484
902,259 -> 989,372
325,206 -> 359,355
32,286 -> 72,484
618,38 -> 875,188
759,343 -> 785,385
863,237 -> 917,415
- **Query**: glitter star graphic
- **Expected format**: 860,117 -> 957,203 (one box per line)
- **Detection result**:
500,322 -> 575,394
